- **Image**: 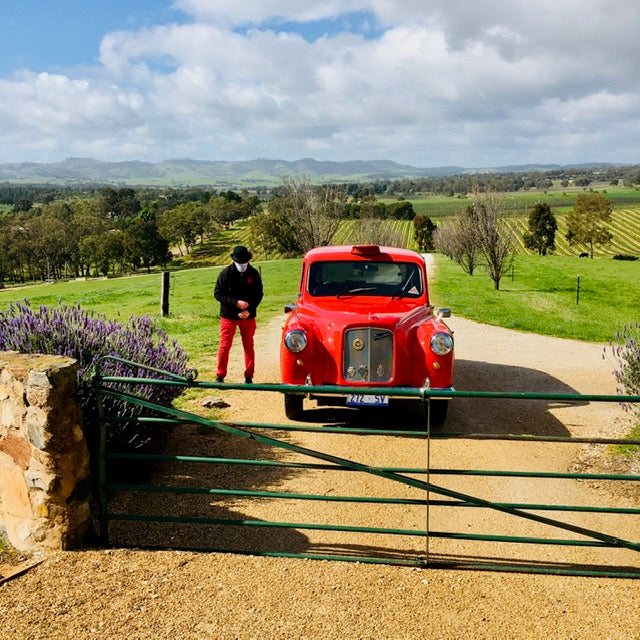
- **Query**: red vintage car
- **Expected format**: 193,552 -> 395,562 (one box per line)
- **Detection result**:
280,244 -> 454,425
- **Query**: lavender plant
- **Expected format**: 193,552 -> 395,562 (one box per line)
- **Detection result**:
0,300 -> 191,450
608,321 -> 640,421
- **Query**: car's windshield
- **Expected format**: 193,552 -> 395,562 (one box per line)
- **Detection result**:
307,260 -> 423,297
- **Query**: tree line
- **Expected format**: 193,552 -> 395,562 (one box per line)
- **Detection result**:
0,187 -> 259,285
0,177 -> 619,288
384,164 -> 640,197
0,179 -> 415,285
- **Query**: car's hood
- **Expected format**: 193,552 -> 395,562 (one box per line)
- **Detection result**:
296,298 -> 435,332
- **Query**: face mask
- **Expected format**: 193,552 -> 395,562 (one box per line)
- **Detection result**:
235,262 -> 248,273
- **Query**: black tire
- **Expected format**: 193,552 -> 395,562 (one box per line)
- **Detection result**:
284,394 -> 304,420
424,400 -> 448,427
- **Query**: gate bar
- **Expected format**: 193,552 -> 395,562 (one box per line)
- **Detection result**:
106,480 -> 640,515
105,450 -> 640,482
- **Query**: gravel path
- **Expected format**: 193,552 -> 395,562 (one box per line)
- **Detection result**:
2,266 -> 640,639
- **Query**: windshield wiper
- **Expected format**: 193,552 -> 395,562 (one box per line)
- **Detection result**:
336,286 -> 378,298
347,286 -> 377,293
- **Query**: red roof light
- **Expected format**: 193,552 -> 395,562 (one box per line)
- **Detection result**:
351,245 -> 380,256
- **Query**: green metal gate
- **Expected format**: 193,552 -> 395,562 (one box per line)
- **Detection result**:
94,357 -> 640,578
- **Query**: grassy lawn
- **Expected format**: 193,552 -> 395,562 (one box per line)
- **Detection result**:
0,259 -> 302,376
2,253 -> 636,363
430,253 -> 640,343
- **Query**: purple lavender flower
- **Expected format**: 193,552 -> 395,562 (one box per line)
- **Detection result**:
0,299 -> 190,451
606,321 -> 640,421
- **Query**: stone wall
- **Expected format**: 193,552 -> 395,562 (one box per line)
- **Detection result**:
0,352 -> 92,553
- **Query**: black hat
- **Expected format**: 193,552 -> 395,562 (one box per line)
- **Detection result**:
231,245 -> 252,263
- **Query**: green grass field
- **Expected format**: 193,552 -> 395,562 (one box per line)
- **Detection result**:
1,252 -> 636,360
380,184 -> 640,217
0,259 -> 302,377
429,254 -> 640,342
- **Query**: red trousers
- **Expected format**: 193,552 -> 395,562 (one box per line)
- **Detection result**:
216,317 -> 256,379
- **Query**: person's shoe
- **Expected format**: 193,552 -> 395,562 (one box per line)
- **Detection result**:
244,376 -> 253,384
215,375 -> 224,383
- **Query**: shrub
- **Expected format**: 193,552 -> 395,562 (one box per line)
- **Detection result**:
608,321 -> 640,422
0,300 -> 191,451
612,254 -> 639,261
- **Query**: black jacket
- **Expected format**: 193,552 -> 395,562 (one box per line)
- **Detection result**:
214,263 -> 264,320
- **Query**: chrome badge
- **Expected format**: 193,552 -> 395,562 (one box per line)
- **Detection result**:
352,337 -> 365,350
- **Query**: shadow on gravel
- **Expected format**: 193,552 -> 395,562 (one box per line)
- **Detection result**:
425,552 -> 640,577
443,359 -> 585,436
106,422 -> 311,554
290,360 -> 584,437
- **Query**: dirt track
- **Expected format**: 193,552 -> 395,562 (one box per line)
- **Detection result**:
1,272 -> 640,638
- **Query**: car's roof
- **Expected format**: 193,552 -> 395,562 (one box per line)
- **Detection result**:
305,245 -> 424,262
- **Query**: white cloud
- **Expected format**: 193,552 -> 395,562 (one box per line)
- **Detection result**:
0,0 -> 638,165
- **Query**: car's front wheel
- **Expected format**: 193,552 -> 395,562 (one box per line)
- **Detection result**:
284,393 -> 304,420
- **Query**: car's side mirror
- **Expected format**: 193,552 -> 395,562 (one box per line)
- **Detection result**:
284,303 -> 297,313
437,307 -> 451,318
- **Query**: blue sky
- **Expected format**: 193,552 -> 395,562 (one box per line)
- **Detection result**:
0,1 -> 184,74
0,0 -> 638,167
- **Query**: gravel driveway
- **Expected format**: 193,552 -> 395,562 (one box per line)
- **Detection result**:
1,290 -> 639,639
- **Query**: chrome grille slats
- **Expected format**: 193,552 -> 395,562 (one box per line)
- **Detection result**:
343,328 -> 393,382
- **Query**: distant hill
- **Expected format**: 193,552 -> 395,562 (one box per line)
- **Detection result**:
0,157 -> 619,188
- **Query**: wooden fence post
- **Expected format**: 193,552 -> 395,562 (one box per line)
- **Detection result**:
161,271 -> 170,316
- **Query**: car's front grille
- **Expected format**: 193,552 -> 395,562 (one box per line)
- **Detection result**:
343,328 -> 393,382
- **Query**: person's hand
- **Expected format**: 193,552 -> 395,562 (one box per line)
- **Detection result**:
236,300 -> 249,310
238,310 -> 250,319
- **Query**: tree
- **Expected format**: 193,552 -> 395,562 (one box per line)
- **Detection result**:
124,218 -> 171,272
433,217 -> 480,276
523,203 -> 557,255
274,178 -> 347,252
16,202 -> 75,280
565,193 -> 612,258
21,214 -> 67,280
208,196 -> 238,230
13,199 -> 33,213
386,200 -> 415,220
413,216 -> 437,252
99,187 -> 141,220
101,229 -> 126,275
247,208 -> 301,259
466,191 -> 513,290
79,234 -> 105,277
158,204 -> 195,256
70,200 -> 109,277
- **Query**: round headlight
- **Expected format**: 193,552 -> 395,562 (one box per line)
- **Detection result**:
284,329 -> 308,353
430,332 -> 453,356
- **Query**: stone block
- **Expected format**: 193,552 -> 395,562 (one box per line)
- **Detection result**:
0,432 -> 31,469
0,451 -> 31,519
0,352 -> 91,553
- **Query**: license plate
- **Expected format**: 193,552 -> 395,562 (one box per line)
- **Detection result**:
346,394 -> 389,407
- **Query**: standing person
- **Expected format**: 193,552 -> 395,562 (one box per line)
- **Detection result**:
214,246 -> 264,384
